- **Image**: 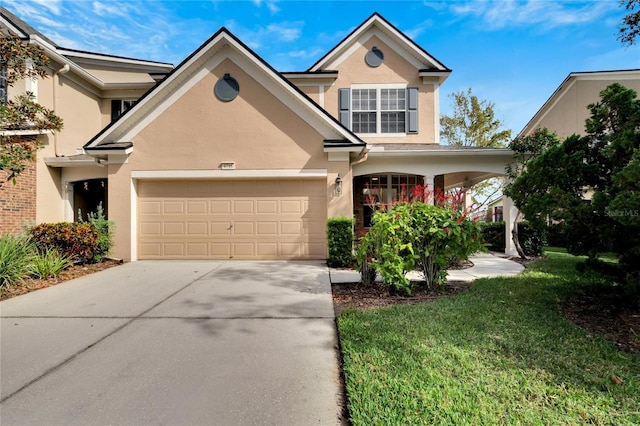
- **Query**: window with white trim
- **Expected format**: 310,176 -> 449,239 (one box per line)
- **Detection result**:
338,86 -> 418,135
380,88 -> 406,133
351,89 -> 377,133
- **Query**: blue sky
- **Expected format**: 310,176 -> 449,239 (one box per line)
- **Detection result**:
7,0 -> 640,135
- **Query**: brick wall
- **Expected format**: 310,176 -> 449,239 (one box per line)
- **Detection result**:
0,161 -> 37,234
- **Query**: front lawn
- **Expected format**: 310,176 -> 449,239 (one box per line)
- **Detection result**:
337,251 -> 640,425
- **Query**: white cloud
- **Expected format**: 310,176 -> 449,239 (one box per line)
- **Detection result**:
266,22 -> 301,42
30,0 -> 63,15
449,0 -> 618,31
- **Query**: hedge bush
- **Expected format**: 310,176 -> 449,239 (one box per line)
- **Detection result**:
30,222 -> 99,264
327,217 -> 354,267
481,221 -> 547,256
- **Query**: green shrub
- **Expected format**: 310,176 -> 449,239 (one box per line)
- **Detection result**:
481,221 -> 547,256
0,234 -> 36,287
547,222 -> 569,248
327,216 -> 354,267
30,222 -> 99,264
358,202 -> 485,294
29,247 -> 72,279
84,203 -> 114,262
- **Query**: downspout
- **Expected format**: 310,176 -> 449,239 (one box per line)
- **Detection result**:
52,64 -> 70,157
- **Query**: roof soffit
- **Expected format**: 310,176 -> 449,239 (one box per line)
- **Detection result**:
85,29 -> 364,149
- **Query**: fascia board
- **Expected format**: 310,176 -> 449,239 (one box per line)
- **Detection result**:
366,148 -> 514,158
57,49 -> 173,71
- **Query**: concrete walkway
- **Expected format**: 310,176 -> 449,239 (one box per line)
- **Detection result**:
329,252 -> 524,284
0,261 -> 343,426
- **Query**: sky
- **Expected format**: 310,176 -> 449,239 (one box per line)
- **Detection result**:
5,0 -> 640,135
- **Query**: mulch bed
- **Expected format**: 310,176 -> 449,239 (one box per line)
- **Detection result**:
332,280 -> 472,315
561,287 -> 640,356
0,259 -> 122,301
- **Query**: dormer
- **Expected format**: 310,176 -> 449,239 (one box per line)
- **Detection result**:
285,13 -> 451,145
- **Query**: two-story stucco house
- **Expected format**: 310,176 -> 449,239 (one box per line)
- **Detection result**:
2,9 -> 517,260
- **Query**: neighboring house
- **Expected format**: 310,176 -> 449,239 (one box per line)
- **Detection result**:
0,7 -> 173,233
2,9 -> 516,260
485,197 -> 504,223
519,69 -> 640,138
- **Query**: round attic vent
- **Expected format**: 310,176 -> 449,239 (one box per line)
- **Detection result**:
365,46 -> 384,67
214,73 -> 239,102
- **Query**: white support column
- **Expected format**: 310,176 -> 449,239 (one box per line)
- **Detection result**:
423,175 -> 434,204
463,186 -> 473,213
503,195 -> 519,256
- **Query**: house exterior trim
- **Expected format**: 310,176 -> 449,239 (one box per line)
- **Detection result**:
131,169 -> 328,179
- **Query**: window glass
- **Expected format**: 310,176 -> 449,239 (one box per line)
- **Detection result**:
351,87 -> 406,134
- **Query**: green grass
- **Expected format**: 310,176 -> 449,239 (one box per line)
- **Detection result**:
338,251 -> 640,425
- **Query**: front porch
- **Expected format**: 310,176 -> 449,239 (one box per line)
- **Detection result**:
351,144 -> 519,255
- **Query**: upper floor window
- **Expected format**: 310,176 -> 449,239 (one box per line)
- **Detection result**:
111,99 -> 136,121
339,85 -> 418,135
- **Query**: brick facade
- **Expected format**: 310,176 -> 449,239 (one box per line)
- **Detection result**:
0,161 -> 37,234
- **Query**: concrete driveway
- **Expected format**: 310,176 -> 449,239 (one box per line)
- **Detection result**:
0,261 -> 343,425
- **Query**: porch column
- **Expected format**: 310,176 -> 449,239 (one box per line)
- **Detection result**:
423,175 -> 434,204
463,186 -> 473,213
503,195 -> 519,256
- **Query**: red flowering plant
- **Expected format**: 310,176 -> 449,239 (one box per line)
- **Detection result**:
355,183 -> 484,294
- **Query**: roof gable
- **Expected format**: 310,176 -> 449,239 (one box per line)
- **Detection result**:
519,69 -> 640,137
309,12 -> 450,79
85,27 -> 365,150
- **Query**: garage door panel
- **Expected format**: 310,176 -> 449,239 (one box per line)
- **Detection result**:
140,242 -> 162,257
138,179 -> 327,260
257,222 -> 278,236
187,201 -> 208,214
281,200 -> 302,214
210,200 -> 231,214
140,201 -> 162,215
256,243 -> 278,257
280,222 -> 301,235
187,243 -> 208,256
164,243 -> 185,257
233,222 -> 254,235
164,222 -> 185,235
163,201 -> 184,215
256,200 -> 277,214
234,243 -> 255,257
210,243 -> 232,257
210,222 -> 232,236
140,222 -> 161,236
187,222 -> 208,235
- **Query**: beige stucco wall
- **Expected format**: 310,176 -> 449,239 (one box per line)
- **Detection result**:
532,78 -> 640,139
33,70 -> 107,223
108,58 -> 352,260
323,35 -> 436,144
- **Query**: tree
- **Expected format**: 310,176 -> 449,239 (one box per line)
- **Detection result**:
441,88 -> 512,148
505,83 -> 640,298
619,0 -> 640,46
441,88 -> 512,212
0,34 -> 62,186
504,128 -> 561,259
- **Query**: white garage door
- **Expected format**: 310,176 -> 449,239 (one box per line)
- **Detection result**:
137,179 -> 327,260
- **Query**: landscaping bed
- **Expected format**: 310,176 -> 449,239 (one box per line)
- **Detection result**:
0,259 -> 122,301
